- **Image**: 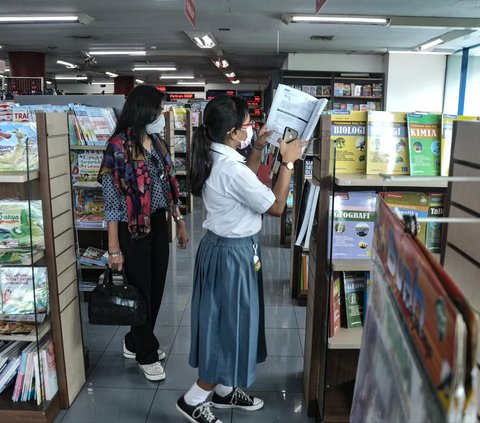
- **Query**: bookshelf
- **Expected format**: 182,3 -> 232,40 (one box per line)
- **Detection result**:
269,70 -> 385,113
0,113 -> 85,423
303,113 -> 449,422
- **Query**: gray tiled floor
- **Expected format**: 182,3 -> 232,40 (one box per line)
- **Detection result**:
54,198 -> 315,423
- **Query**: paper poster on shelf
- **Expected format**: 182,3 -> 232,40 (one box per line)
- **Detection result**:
0,122 -> 38,172
265,84 -> 328,148
352,198 -> 475,421
331,111 -> 367,174
407,113 -> 441,176
366,111 -> 409,175
78,153 -> 103,183
440,114 -> 479,176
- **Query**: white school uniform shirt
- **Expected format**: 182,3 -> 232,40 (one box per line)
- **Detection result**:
202,142 -> 276,238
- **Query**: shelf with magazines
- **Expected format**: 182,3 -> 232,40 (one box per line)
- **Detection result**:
168,107 -> 193,215
289,155 -> 318,305
0,113 -> 85,422
303,110 -> 450,422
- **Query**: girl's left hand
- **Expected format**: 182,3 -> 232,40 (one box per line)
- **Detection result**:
177,223 -> 189,249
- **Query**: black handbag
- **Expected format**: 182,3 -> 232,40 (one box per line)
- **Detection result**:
88,268 -> 147,326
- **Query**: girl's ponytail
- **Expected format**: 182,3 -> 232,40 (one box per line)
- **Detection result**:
190,124 -> 213,196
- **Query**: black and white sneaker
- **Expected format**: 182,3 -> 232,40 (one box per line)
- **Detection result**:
176,397 -> 223,423
212,387 -> 264,411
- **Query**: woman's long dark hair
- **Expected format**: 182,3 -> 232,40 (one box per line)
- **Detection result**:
115,85 -> 166,153
190,95 -> 248,196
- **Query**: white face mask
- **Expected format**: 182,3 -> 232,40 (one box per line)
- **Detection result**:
239,125 -> 254,149
145,114 -> 166,135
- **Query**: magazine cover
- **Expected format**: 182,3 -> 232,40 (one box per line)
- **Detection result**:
407,113 -> 441,176
0,267 -> 49,316
173,108 -> 188,129
440,114 -> 479,176
425,192 -> 445,254
73,189 -> 104,217
174,135 -> 187,153
351,198 -> 470,421
0,101 -> 14,122
366,111 -> 409,175
331,111 -> 367,174
78,153 -> 103,183
330,191 -> 377,259
0,122 -> 38,172
342,271 -> 365,328
0,200 -> 44,249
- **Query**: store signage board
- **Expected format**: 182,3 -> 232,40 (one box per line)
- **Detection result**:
185,0 -> 195,27
316,0 -> 328,13
167,93 -> 195,100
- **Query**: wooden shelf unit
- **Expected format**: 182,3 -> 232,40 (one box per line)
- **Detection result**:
0,113 -> 86,423
303,113 -> 449,422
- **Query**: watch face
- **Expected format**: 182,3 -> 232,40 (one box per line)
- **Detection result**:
287,162 -> 294,170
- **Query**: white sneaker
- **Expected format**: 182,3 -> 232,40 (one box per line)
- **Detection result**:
138,361 -> 166,381
123,341 -> 166,361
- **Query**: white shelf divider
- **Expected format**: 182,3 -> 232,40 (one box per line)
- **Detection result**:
328,327 -> 363,349
331,259 -> 372,272
335,174 -> 448,188
0,171 -> 39,183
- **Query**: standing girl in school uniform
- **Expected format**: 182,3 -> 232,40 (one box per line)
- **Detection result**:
176,94 -> 304,423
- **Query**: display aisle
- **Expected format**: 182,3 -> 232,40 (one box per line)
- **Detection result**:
54,197 -> 315,423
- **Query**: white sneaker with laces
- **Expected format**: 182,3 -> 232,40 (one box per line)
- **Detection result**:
138,361 -> 166,381
123,341 -> 166,361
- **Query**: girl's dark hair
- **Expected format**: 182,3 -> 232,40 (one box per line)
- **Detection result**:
190,95 -> 248,196
115,85 -> 166,152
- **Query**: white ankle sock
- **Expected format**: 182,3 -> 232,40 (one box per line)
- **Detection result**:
215,384 -> 233,397
184,382 -> 212,406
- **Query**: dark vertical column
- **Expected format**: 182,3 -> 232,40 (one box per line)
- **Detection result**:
9,51 -> 45,77
114,76 -> 134,96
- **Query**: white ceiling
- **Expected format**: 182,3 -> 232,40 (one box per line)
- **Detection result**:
2,0 -> 480,85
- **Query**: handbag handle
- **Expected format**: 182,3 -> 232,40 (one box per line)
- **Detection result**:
101,267 -> 130,287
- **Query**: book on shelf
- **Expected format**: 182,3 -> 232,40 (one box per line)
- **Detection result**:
79,246 -> 108,267
265,84 -> 328,150
295,181 -> 320,249
0,267 -> 49,318
330,191 -> 377,260
0,122 -> 38,172
73,189 -> 105,224
425,192 -> 444,254
77,152 -> 103,183
174,157 -> 187,172
304,156 -> 313,178
407,113 -> 441,176
440,114 -> 479,176
172,107 -> 188,129
174,135 -> 187,153
75,214 -> 106,229
341,271 -> 366,328
366,111 -> 409,175
299,253 -> 309,291
0,200 -> 44,250
351,198 -> 477,422
0,250 -> 42,265
329,272 -> 342,337
330,111 -> 367,173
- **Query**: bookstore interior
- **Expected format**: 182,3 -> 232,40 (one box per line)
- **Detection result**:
1,1 -> 480,422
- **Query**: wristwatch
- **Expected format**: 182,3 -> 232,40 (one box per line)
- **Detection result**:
281,161 -> 294,171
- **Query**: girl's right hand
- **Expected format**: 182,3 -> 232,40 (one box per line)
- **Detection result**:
108,252 -> 124,272
279,137 -> 307,163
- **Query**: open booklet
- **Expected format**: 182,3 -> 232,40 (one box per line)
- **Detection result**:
265,84 -> 328,148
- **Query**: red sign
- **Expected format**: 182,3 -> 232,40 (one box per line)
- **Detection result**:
167,93 -> 195,100
185,0 -> 195,27
156,86 -> 167,92
316,0 -> 328,13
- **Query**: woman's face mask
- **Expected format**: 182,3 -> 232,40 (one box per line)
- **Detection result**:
145,114 -> 166,135
239,125 -> 254,149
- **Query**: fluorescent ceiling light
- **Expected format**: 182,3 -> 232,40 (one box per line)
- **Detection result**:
225,72 -> 236,78
0,15 -> 79,23
55,76 -> 88,80
91,82 -> 114,85
231,80 -> 240,85
56,60 -> 77,68
46,81 -> 53,85
89,50 -> 146,56
389,50 -> 453,55
177,81 -> 205,86
193,34 -> 216,48
133,66 -> 177,71
419,38 -> 444,51
160,75 -> 194,79
283,14 -> 389,26
4,68 -> 9,72
105,71 -> 118,77
135,79 -> 145,84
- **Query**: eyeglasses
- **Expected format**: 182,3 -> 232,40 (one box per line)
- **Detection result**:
241,122 -> 257,130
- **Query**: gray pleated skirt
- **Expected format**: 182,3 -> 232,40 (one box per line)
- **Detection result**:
189,230 -> 267,388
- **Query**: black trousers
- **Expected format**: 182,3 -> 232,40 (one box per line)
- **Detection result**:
118,210 -> 169,364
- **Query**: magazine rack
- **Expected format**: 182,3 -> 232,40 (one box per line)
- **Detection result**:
0,113 -> 85,423
303,114 -> 448,421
